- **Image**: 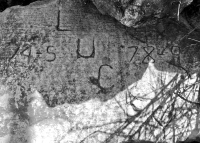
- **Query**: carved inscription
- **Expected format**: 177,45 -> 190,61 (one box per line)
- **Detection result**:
142,45 -> 155,64
171,45 -> 180,55
89,64 -> 114,94
76,38 -> 95,59
46,46 -> 56,62
0,0 -> 194,107
56,0 -> 72,31
20,45 -> 32,64
128,46 -> 138,62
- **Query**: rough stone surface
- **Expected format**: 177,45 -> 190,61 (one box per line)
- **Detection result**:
91,0 -> 193,28
0,0 -> 181,107
0,0 -> 200,142
0,0 -> 199,107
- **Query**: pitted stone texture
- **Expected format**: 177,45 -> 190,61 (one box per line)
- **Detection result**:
0,0 -> 192,108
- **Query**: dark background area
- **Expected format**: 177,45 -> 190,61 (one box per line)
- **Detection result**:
0,0 -> 199,30
0,0 -> 40,12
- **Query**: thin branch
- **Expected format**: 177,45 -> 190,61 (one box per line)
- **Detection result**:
177,1 -> 181,21
175,91 -> 200,105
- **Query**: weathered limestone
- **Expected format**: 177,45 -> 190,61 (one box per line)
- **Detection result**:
0,0 -> 199,142
0,0 -> 185,108
91,0 -> 193,27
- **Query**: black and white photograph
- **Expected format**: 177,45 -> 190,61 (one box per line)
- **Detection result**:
0,0 -> 200,143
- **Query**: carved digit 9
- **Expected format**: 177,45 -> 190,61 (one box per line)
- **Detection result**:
171,45 -> 180,55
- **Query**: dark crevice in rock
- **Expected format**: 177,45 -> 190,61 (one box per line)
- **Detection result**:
0,0 -> 42,12
181,0 -> 200,29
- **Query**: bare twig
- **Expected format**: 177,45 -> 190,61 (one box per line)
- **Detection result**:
177,1 -> 181,21
188,37 -> 200,43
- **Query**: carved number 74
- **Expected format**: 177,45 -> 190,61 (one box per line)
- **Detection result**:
20,45 -> 56,64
